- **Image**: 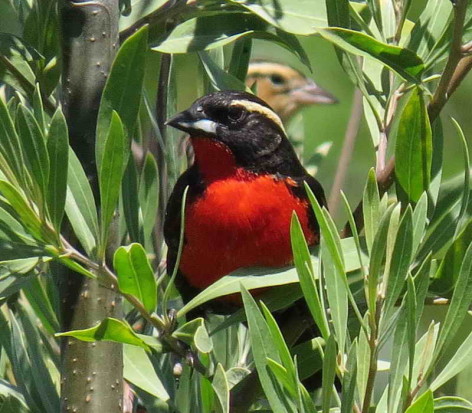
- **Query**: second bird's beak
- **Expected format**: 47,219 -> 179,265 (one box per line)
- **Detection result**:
290,80 -> 338,105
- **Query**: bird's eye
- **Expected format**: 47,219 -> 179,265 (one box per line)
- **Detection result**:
270,74 -> 285,85
227,106 -> 244,123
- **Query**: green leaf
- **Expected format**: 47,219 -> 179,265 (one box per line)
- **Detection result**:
261,302 -> 296,385
412,192 -> 428,254
363,168 -> 380,254
395,87 -> 432,203
199,50 -> 249,92
405,390 -> 434,413
230,0 -> 326,34
113,242 -> 157,312
46,108 -> 68,230
317,28 -> 424,82
368,204 -> 395,313
432,220 -> 472,296
16,105 -> 49,198
432,329 -> 472,391
241,285 -> 297,413
341,342 -> 357,413
212,364 -> 230,413
388,305 -> 409,413
326,0 -> 349,28
16,306 -> 59,412
383,207 -> 413,317
228,38 -> 252,81
152,13 -> 312,65
322,238 -> 348,354
65,148 -> 99,255
0,96 -> 25,183
292,338 -> 324,381
451,118 -> 470,228
96,25 -> 148,172
139,153 -> 159,241
56,317 -> 150,350
123,344 -> 169,401
434,397 -> 472,412
172,317 -> 212,353
321,335 -> 337,413
195,323 -> 213,354
0,180 -> 49,242
435,242 -> 472,356
406,0 -> 453,65
290,213 -> 329,339
99,111 -> 126,252
122,157 -> 142,244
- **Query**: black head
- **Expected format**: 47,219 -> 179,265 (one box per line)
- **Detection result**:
166,90 -> 301,173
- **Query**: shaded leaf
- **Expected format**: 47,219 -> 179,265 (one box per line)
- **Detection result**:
99,111 -> 126,252
96,25 -> 148,171
241,285 -> 297,413
290,213 -> 328,339
395,87 -> 432,203
46,108 -> 68,229
65,148 -> 99,255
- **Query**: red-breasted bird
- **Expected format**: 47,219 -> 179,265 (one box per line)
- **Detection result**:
164,90 -> 327,313
246,61 -> 337,122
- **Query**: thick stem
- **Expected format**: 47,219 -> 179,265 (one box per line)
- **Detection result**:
60,1 -> 122,412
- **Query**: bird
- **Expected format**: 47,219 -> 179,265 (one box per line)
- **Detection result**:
246,61 -> 337,122
164,90 -> 327,314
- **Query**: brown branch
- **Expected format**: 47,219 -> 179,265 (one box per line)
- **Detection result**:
328,88 -> 364,217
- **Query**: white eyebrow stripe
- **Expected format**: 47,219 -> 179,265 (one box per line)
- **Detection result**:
230,99 -> 285,132
180,119 -> 217,134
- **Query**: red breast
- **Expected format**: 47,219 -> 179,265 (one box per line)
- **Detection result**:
179,138 -> 317,290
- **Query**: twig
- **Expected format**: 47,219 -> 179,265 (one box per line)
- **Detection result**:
447,55 -> 472,97
429,0 -> 469,121
328,89 -> 364,217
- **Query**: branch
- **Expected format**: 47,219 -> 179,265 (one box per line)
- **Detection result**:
328,88 -> 364,217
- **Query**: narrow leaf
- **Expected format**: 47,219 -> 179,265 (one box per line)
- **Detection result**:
99,111 -> 125,252
395,87 -> 432,203
46,108 -> 69,229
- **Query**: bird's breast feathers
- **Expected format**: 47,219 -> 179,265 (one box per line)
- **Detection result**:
180,172 -> 316,289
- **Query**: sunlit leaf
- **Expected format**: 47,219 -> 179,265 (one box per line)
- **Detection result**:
317,28 -> 424,82
56,317 -> 150,350
123,344 -> 169,401
114,243 -> 156,312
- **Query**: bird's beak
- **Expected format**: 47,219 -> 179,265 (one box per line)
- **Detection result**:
290,80 -> 338,105
166,110 -> 218,136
